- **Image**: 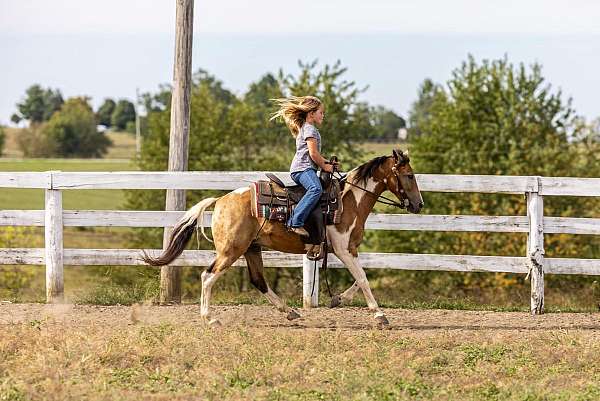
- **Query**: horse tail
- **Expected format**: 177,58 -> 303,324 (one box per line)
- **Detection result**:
141,197 -> 219,266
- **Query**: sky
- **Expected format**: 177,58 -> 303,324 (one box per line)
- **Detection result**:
1,0 -> 600,124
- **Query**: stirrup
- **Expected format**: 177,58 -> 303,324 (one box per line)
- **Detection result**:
306,244 -> 323,261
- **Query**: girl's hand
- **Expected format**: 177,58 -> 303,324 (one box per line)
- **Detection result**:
323,164 -> 334,173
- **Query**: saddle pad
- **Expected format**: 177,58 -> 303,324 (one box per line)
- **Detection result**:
251,182 -> 289,219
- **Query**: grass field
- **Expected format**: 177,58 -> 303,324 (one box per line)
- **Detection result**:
0,156 -> 138,210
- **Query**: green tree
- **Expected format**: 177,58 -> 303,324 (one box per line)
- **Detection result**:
96,98 -> 116,127
279,60 -> 372,162
17,123 -> 57,157
13,84 -> 63,124
43,97 -> 112,157
368,56 -> 600,295
368,105 -> 406,142
111,99 -> 136,130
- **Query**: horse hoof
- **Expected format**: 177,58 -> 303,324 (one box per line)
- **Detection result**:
330,295 -> 342,308
287,310 -> 301,321
208,318 -> 222,327
375,314 -> 390,330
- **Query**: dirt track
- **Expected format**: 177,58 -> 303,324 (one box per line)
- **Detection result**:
2,303 -> 599,332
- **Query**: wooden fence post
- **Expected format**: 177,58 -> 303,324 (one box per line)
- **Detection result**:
302,255 -> 320,308
160,0 -> 194,304
527,177 -> 544,314
45,174 -> 64,303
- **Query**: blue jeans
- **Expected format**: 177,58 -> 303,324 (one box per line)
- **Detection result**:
287,168 -> 322,228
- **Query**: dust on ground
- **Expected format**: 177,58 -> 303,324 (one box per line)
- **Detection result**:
2,303 -> 599,332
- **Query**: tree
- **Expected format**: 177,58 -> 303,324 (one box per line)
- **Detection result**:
111,99 -> 136,130
368,106 -> 406,142
17,123 -> 57,157
43,97 -> 112,157
367,56 -> 600,295
13,84 -> 63,124
407,78 -> 444,140
96,98 -> 116,127
279,60 -> 373,161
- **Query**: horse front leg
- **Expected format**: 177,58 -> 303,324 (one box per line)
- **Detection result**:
334,250 -> 389,329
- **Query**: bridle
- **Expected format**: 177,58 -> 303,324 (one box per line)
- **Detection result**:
333,163 -> 412,209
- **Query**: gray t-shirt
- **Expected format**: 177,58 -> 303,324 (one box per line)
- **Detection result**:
290,123 -> 321,173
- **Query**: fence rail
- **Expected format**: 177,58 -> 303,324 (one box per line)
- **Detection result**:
1,171 -> 599,312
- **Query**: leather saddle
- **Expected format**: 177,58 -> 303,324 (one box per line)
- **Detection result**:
250,167 -> 344,247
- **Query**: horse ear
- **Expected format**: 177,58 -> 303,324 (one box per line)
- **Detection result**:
392,149 -> 399,161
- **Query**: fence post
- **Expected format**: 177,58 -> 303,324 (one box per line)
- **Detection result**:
45,172 -> 64,303
527,177 -> 544,314
302,255 -> 320,308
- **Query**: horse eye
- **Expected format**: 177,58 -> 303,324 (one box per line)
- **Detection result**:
407,175 -> 414,180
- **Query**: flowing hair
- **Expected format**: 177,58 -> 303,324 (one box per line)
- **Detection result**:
270,96 -> 322,137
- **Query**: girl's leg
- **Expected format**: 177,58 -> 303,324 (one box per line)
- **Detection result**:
289,169 -> 322,228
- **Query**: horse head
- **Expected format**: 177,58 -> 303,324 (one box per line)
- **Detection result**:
384,149 -> 424,214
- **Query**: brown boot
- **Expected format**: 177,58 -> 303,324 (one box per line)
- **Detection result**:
290,227 -> 310,237
306,244 -> 323,261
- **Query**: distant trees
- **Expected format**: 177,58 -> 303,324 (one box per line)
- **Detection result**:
18,97 -> 111,157
368,106 -> 406,142
94,98 -> 136,132
96,99 -> 116,127
11,84 -> 64,124
111,99 -> 136,131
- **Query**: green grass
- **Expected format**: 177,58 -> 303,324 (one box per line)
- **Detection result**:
0,158 -> 138,210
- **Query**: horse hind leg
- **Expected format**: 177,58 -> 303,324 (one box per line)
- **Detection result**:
330,281 -> 360,308
244,243 -> 301,321
200,252 -> 241,326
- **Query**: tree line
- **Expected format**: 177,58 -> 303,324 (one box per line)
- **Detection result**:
3,65 -> 406,158
6,85 -> 138,157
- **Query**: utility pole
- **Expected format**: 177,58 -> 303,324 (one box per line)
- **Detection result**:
160,0 -> 194,304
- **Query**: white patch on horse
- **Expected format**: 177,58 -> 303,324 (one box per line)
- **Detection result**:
200,270 -> 224,318
233,187 -> 249,195
352,177 -> 378,205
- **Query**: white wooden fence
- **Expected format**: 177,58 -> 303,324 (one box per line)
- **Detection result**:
1,171 -> 600,313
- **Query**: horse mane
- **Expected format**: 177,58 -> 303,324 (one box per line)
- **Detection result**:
352,155 -> 390,185
351,151 -> 410,185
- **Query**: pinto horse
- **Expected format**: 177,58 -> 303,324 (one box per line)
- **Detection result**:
142,149 -> 423,327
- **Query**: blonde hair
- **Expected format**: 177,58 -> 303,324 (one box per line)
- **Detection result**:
270,96 -> 322,137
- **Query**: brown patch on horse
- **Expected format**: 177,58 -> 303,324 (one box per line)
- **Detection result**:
244,242 -> 268,293
256,221 -> 307,254
335,158 -> 391,256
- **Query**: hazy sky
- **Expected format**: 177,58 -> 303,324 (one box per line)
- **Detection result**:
4,0 -> 600,35
1,1 -> 599,124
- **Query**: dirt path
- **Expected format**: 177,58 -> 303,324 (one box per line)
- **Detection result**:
2,303 -> 599,332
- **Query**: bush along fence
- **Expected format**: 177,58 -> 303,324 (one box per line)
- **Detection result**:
1,171 -> 600,313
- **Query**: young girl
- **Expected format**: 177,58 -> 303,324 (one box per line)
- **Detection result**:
271,96 -> 337,237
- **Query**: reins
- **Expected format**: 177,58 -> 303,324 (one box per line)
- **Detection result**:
333,170 -> 408,209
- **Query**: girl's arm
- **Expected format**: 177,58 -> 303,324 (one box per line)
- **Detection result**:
307,138 -> 334,172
